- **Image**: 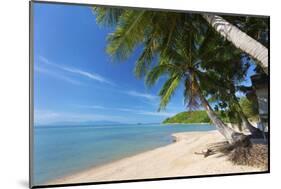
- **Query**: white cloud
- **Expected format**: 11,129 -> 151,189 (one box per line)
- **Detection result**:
38,56 -> 115,85
61,67 -> 115,86
34,110 -> 61,120
115,108 -> 136,112
78,105 -> 176,117
78,105 -> 106,109
77,105 -> 137,113
126,90 -> 157,100
34,66 -> 83,85
34,110 -> 123,125
136,111 -> 175,117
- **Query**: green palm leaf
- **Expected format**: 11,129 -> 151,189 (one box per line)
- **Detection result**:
106,10 -> 149,60
93,7 -> 124,27
158,75 -> 182,111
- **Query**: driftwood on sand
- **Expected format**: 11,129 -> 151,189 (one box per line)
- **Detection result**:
194,149 -> 215,158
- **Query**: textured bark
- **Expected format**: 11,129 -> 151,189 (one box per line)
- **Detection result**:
230,95 -> 262,137
199,92 -> 236,144
232,96 -> 262,135
193,81 -> 244,144
240,111 -> 261,134
202,14 -> 268,74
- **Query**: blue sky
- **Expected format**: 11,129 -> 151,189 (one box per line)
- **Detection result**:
33,3 -> 188,125
33,3 -> 256,125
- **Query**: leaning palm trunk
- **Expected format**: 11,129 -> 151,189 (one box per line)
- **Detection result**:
240,112 -> 261,134
231,95 -> 261,135
202,14 -> 268,74
199,94 -> 237,144
194,82 -> 246,144
234,99 -> 262,136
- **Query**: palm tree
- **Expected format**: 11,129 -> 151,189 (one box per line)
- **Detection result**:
233,96 -> 261,135
102,12 -> 247,144
196,32 -> 262,135
221,15 -> 269,48
202,14 -> 268,74
93,8 -> 266,144
94,8 -> 268,74
208,80 -> 261,135
143,29 -> 245,144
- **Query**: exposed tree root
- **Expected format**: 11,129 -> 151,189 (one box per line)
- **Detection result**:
228,143 -> 268,169
197,136 -> 268,169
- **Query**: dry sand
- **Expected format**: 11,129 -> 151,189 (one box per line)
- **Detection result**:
48,130 -> 264,185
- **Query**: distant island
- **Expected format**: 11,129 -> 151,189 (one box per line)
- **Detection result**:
162,110 -> 234,124
163,111 -> 211,124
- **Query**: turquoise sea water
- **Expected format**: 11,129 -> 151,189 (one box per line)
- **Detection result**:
33,124 -> 215,185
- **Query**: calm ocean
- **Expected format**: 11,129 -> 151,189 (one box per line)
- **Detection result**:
33,124 -> 215,185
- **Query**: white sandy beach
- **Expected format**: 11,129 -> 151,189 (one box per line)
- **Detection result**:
48,130 -> 264,185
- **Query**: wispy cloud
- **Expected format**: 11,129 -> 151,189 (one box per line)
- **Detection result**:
78,105 -> 176,117
35,66 -> 83,85
60,67 -> 115,86
136,111 -> 175,117
115,108 -> 136,112
34,109 -> 123,125
126,90 -> 157,101
77,105 -> 137,113
34,110 -> 61,121
39,56 -> 115,86
77,105 -> 107,110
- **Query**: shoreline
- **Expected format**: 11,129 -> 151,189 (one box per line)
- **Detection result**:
47,130 -> 264,185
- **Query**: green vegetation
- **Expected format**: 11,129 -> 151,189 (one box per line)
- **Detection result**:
163,111 -> 210,124
94,8 -> 268,143
163,110 -> 231,124
239,97 -> 259,121
163,96 -> 259,124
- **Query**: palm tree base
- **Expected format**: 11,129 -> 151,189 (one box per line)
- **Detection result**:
205,133 -> 268,168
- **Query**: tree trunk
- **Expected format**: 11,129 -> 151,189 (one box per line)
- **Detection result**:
202,14 -> 268,75
240,112 -> 260,134
233,97 -> 263,137
194,81 -> 246,144
235,103 -> 263,138
199,93 -> 236,144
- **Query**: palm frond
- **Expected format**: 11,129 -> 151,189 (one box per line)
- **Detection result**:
158,75 -> 182,111
145,63 -> 183,87
106,10 -> 149,60
183,77 -> 200,110
134,37 -> 159,78
93,7 -> 124,27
